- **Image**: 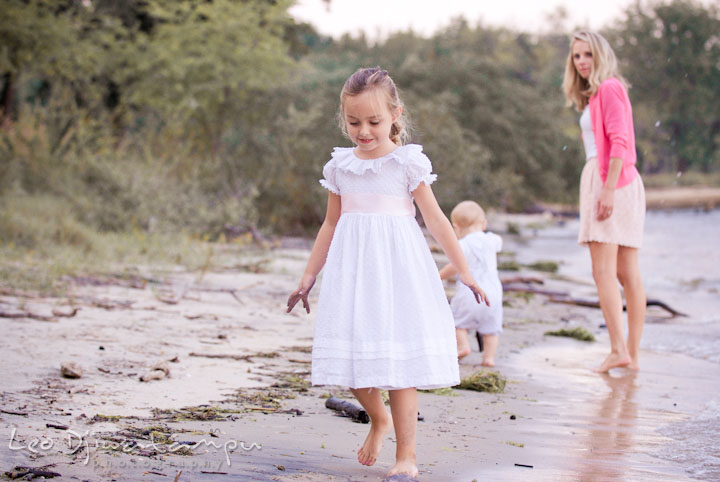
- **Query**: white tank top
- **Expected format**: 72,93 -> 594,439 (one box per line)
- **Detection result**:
580,105 -> 597,160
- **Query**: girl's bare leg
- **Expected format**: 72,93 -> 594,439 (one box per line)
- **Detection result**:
589,242 -> 631,372
481,334 -> 499,367
350,388 -> 393,466
386,388 -> 419,478
617,246 -> 646,370
456,328 -> 471,359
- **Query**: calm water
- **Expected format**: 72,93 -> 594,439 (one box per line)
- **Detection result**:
508,208 -> 720,480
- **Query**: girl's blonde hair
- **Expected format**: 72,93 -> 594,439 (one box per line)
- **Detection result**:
562,31 -> 629,112
338,66 -> 411,145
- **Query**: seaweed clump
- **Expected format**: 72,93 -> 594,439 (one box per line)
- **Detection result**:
455,371 -> 506,393
526,261 -> 559,273
544,327 -> 595,342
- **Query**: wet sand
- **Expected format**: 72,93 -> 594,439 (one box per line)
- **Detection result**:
1,224 -> 718,481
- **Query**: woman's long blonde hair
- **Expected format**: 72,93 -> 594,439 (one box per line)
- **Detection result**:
562,31 -> 629,112
338,66 -> 411,146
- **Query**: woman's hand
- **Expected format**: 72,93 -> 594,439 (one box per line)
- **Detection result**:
596,186 -> 615,221
459,273 -> 490,306
286,274 -> 316,314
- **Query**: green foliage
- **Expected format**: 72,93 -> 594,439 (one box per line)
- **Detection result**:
526,260 -> 559,273
612,0 -> 720,173
544,327 -> 596,342
1,0 -> 717,262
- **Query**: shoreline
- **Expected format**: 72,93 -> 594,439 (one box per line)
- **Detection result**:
537,185 -> 720,214
1,219 -> 718,480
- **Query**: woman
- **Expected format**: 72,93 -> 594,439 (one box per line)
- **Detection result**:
563,31 -> 646,373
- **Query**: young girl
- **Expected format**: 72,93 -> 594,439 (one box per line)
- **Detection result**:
563,31 -> 646,373
439,201 -> 503,366
286,67 -> 488,479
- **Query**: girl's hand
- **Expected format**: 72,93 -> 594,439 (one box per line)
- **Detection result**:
286,275 -> 316,314
459,273 -> 490,306
596,187 -> 615,221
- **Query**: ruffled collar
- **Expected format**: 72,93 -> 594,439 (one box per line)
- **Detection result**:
331,144 -> 424,175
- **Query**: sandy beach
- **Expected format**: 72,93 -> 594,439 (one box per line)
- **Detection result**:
1,210 -> 719,481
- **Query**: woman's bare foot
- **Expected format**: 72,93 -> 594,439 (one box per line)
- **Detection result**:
594,352 -> 632,373
357,414 -> 393,466
387,458 -> 419,478
481,358 -> 495,367
458,346 -> 471,359
627,360 -> 640,371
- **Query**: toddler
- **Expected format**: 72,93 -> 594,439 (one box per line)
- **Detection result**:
440,201 -> 503,366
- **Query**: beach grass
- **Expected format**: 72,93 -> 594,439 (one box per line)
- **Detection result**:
544,327 -> 596,342
455,371 -> 507,393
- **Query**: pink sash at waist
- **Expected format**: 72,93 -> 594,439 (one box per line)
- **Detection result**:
341,192 -> 416,216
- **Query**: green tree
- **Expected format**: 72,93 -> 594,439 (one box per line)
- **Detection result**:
612,0 -> 720,172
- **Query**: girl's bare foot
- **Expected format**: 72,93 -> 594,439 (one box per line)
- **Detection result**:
481,358 -> 495,367
458,346 -> 471,359
357,415 -> 393,466
594,352 -> 632,373
387,458 -> 419,478
627,360 -> 640,371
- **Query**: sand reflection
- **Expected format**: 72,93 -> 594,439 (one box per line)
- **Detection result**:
579,371 -> 639,481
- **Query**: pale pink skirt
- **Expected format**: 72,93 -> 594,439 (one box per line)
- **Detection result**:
578,158 -> 645,248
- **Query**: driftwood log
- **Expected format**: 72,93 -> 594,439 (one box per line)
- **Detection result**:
500,278 -> 687,318
325,397 -> 370,423
548,295 -> 688,317
325,397 -> 424,423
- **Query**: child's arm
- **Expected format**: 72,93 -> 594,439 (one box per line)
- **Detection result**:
287,192 -> 341,313
413,184 -> 489,305
439,263 -> 458,281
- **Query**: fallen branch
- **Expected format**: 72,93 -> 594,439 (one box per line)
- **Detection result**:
5,466 -> 61,479
189,352 -> 253,362
1,409 -> 28,416
325,397 -> 369,423
501,276 -> 544,286
503,286 -> 567,297
549,295 -> 687,317
52,307 -> 79,318
0,310 -> 56,322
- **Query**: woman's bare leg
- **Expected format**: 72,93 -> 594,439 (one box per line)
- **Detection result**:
350,388 -> 393,466
617,246 -> 646,369
589,242 -> 631,372
386,388 -> 419,478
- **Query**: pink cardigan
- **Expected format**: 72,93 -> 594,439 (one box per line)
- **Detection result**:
588,78 -> 639,188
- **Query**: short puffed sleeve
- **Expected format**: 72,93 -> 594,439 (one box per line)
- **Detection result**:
319,158 -> 340,195
488,232 -> 503,253
404,144 -> 438,193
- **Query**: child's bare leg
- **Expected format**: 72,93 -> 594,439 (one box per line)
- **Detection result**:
386,388 -> 419,478
456,328 -> 471,359
350,388 -> 393,466
481,334 -> 499,367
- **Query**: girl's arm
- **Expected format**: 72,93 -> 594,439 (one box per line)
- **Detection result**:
413,183 -> 489,305
287,192 -> 341,313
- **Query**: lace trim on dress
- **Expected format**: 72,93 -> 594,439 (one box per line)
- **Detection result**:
329,143 -> 423,173
318,179 -> 340,195
322,144 -> 436,192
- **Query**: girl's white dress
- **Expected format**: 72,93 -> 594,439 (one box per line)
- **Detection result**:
450,231 -> 503,335
313,144 -> 460,390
